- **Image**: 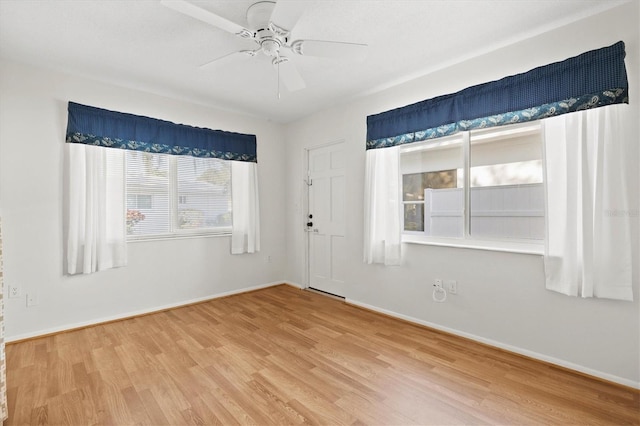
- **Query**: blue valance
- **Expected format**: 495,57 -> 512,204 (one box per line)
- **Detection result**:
66,102 -> 257,162
367,41 -> 628,149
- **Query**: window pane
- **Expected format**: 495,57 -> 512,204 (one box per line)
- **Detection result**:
400,135 -> 464,236
176,156 -> 231,230
402,173 -> 425,202
469,123 -> 544,240
404,203 -> 424,231
125,151 -> 170,236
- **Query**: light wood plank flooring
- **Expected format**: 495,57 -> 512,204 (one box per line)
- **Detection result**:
6,284 -> 639,425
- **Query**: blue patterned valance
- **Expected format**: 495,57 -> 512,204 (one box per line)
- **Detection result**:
367,41 -> 629,149
66,102 -> 257,162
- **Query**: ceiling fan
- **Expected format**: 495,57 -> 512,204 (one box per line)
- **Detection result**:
161,0 -> 367,93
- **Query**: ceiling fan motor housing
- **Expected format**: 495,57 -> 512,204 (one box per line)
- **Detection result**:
260,34 -> 281,56
247,1 -> 288,57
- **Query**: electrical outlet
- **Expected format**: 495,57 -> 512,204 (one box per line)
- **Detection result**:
8,284 -> 20,299
446,280 -> 458,294
26,292 -> 39,307
434,278 -> 443,289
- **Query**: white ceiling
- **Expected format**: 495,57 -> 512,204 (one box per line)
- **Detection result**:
0,0 -> 625,123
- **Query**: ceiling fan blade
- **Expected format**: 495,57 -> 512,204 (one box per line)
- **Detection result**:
161,0 -> 251,37
277,59 -> 306,91
269,0 -> 307,32
292,40 -> 367,60
199,50 -> 255,70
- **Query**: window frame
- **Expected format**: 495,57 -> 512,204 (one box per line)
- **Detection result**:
399,122 -> 545,255
125,152 -> 232,242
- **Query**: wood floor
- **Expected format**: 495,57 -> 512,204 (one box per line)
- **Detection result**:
6,285 -> 639,425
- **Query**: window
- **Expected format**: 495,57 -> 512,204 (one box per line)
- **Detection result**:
400,122 -> 544,247
125,151 -> 232,238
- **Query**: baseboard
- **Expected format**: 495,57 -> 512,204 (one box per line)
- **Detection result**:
346,298 -> 640,390
6,281 -> 285,343
282,281 -> 305,289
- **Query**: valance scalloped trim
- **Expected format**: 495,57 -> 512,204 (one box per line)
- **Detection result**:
366,88 -> 627,149
66,133 -> 258,162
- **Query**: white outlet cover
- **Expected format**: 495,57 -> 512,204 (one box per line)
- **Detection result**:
8,285 -> 20,298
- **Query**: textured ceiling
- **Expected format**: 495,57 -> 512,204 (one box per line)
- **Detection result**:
0,0 -> 625,123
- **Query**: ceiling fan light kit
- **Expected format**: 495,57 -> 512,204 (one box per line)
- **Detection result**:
161,0 -> 368,95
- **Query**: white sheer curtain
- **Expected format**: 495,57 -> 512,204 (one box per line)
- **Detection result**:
66,144 -> 126,275
363,146 -> 402,265
544,104 -> 633,301
231,161 -> 260,254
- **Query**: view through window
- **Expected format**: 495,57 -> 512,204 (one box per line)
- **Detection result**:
125,151 -> 232,238
400,122 -> 544,242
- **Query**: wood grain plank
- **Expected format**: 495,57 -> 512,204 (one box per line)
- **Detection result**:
5,285 -> 639,425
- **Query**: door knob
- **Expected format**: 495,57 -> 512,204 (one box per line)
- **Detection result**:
307,222 -> 313,227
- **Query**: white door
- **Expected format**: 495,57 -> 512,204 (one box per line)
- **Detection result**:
307,142 -> 346,296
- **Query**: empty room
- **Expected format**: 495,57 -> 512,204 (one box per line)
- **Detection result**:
0,0 -> 638,424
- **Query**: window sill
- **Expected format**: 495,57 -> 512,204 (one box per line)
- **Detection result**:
402,234 -> 544,255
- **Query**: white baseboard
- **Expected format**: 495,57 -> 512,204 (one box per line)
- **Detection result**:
6,281 -> 285,343
282,281 -> 305,289
346,298 -> 640,390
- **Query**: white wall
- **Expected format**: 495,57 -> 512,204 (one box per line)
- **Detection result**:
284,1 -> 640,387
0,60 -> 287,340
